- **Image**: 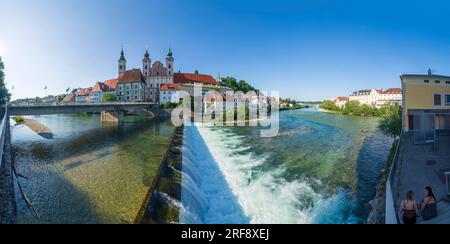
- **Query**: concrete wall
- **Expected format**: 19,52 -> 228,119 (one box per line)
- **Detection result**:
101,111 -> 124,123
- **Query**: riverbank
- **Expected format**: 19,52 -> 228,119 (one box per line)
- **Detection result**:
320,107 -> 378,117
279,105 -> 309,112
137,125 -> 184,224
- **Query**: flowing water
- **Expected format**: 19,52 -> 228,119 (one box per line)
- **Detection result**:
11,114 -> 174,224
180,109 -> 393,224
10,109 -> 392,224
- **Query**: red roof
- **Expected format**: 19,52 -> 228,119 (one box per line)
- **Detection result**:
91,82 -> 115,93
382,88 -> 402,94
104,78 -> 119,90
75,87 -> 92,96
204,93 -> 226,102
335,96 -> 349,102
174,73 -> 219,86
119,69 -> 146,84
160,84 -> 181,91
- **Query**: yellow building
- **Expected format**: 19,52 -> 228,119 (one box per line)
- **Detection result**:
401,69 -> 450,143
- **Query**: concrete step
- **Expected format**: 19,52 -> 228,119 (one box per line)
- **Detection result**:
418,201 -> 450,224
421,211 -> 450,224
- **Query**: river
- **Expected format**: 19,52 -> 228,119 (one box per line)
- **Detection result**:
10,109 -> 392,224
180,108 -> 393,224
11,114 -> 175,224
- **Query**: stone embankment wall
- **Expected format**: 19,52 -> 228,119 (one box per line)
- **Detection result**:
135,125 -> 183,224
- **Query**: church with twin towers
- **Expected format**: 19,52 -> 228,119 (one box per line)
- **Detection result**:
116,48 -> 175,103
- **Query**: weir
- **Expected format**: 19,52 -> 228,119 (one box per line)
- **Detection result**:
180,125 -> 249,224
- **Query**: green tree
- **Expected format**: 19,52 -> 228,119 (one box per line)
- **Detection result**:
103,93 -> 117,102
378,103 -> 402,138
344,100 -> 361,114
221,76 -> 258,93
222,77 -> 238,91
35,97 -> 43,104
0,56 -> 11,103
320,100 -> 340,111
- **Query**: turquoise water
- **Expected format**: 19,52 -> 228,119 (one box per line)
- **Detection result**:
11,114 -> 174,224
180,109 -> 393,224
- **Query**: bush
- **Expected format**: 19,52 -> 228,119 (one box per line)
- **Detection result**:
320,100 -> 340,111
378,103 -> 402,138
103,93 -> 117,102
13,116 -> 25,124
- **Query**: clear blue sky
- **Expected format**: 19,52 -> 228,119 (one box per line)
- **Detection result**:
1,0 -> 450,101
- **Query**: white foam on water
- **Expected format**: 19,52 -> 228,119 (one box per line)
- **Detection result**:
181,124 -> 356,224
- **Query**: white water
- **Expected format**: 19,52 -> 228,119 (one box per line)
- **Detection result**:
180,124 -> 357,224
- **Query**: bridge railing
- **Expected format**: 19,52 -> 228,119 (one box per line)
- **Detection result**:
0,104 -> 8,168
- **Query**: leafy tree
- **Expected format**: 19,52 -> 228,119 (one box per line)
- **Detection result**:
320,100 -> 340,111
103,93 -> 117,102
35,97 -> 43,104
344,100 -> 361,114
0,56 -> 11,103
222,76 -> 258,93
378,103 -> 402,138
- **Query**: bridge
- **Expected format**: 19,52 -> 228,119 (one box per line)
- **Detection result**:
8,102 -> 167,122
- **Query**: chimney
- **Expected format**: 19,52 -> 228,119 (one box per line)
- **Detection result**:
428,68 -> 432,76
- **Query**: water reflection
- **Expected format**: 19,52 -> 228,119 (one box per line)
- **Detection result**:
12,114 -> 174,224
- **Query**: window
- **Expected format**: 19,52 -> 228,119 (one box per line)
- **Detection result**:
446,81 -> 450,85
446,95 -> 450,106
425,80 -> 430,83
135,96 -> 138,99
435,80 -> 441,84
145,65 -> 148,70
434,94 -> 442,106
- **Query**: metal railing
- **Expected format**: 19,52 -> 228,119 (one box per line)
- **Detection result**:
0,104 -> 8,168
385,129 -> 405,224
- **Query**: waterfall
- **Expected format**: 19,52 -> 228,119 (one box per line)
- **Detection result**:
180,123 -> 363,224
179,125 -> 249,224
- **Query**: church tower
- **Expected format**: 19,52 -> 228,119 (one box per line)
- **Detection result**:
118,48 -> 126,76
166,48 -> 174,76
143,50 -> 151,78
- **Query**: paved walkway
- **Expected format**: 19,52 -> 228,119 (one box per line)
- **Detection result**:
395,133 -> 450,223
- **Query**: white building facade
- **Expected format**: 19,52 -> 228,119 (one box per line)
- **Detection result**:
349,88 -> 402,108
159,84 -> 180,105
